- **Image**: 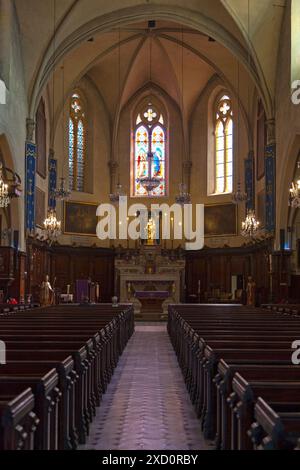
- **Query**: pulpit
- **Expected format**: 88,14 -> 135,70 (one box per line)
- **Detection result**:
75,279 -> 89,303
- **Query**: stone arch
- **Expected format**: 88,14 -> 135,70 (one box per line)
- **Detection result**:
0,134 -> 21,242
29,3 -> 273,121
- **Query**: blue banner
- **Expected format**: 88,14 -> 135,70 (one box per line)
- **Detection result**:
25,142 -> 36,232
265,143 -> 276,232
245,152 -> 254,211
48,157 -> 57,209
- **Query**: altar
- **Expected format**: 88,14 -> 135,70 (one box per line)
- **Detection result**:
115,245 -> 185,318
134,290 -> 169,315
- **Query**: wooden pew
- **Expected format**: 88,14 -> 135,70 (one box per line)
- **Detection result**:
168,304 -> 300,450
230,375 -> 300,450
248,397 -> 300,450
0,387 -> 39,450
215,360 -> 300,450
0,304 -> 134,450
0,366 -> 60,450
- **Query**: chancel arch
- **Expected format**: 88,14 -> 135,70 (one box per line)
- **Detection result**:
3,2 -> 300,453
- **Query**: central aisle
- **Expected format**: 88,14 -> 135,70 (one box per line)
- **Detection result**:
80,324 -> 210,450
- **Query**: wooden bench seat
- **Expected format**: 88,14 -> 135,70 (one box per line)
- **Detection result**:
168,304 -> 300,451
0,387 -> 39,450
249,397 -> 300,450
0,304 -> 134,450
0,366 -> 60,450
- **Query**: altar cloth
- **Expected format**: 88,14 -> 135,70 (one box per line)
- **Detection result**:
134,291 -> 169,299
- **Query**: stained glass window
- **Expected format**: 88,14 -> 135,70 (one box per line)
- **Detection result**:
133,104 -> 167,196
69,93 -> 86,191
214,94 -> 233,194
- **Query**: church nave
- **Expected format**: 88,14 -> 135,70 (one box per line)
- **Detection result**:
80,324 -> 211,451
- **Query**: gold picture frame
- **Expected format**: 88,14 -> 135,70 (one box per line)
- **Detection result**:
204,203 -> 237,237
64,201 -> 99,236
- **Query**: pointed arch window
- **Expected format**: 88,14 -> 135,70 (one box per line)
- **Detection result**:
133,104 -> 167,197
69,92 -> 86,192
214,94 -> 233,194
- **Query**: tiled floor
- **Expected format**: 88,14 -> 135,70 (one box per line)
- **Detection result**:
80,323 -> 211,450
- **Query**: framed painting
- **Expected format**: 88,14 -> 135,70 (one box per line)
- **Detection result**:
64,201 -> 98,236
35,187 -> 46,228
204,203 -> 237,237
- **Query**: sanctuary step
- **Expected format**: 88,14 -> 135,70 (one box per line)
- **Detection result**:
134,310 -> 167,322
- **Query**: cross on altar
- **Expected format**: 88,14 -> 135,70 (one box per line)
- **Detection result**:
220,101 -> 230,115
144,108 -> 157,122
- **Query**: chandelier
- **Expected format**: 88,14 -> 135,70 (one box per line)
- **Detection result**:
51,177 -> 71,201
289,175 -> 300,208
175,182 -> 191,205
138,151 -> 161,194
109,183 -> 125,205
232,182 -> 247,204
43,209 -> 61,241
0,163 -> 10,208
241,209 -> 260,238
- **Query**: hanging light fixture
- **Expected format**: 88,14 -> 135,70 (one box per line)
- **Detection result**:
43,208 -> 61,241
289,161 -> 300,208
175,28 -> 191,205
52,176 -> 71,201
0,163 -> 11,208
137,25 -> 161,195
110,29 -> 127,203
52,64 -> 71,202
241,209 -> 260,238
241,0 -> 260,237
110,182 -> 125,205
137,149 -> 161,194
232,55 -> 247,204
175,182 -> 191,206
232,181 -> 247,204
44,3 -> 62,242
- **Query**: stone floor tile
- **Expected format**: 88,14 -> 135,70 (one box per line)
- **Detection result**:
79,323 -> 211,451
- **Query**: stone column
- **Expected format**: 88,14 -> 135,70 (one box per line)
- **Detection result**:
108,161 -> 119,193
25,118 -> 36,235
183,160 -> 192,192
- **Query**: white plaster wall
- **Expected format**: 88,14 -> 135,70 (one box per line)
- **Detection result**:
0,1 -> 27,250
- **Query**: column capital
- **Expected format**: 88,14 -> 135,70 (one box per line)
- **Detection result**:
266,119 -> 276,145
26,118 -> 35,142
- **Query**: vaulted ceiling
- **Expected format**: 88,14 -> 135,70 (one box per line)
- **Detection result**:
14,0 -> 286,122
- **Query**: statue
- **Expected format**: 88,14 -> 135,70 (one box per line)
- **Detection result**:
246,276 -> 256,307
146,218 -> 156,245
40,275 -> 54,307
